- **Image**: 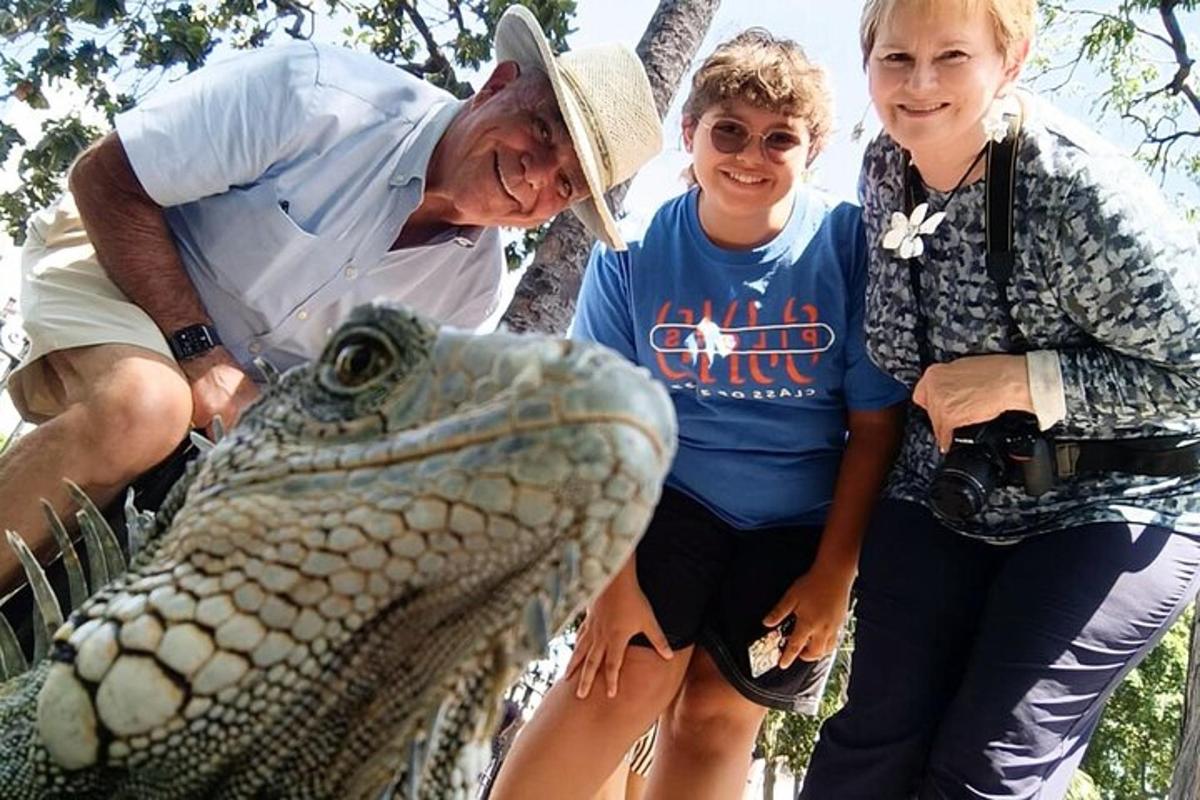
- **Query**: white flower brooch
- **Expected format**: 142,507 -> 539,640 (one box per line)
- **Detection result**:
881,202 -> 946,259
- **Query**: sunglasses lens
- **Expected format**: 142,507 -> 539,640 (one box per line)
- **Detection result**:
765,132 -> 803,153
709,121 -> 750,154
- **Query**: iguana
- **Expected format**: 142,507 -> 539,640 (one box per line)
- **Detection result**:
0,304 -> 676,799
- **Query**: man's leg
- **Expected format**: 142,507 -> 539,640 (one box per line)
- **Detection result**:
920,522 -> 1200,800
489,646 -> 692,800
0,344 -> 192,592
647,647 -> 767,800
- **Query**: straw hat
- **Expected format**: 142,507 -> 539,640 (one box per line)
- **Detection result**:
494,4 -> 662,251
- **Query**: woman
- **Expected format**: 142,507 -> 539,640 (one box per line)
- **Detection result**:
801,2 -> 1200,798
490,30 -> 906,800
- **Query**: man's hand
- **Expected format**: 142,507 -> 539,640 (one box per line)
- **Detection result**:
913,354 -> 1034,452
564,556 -> 673,700
763,567 -> 853,669
178,346 -> 260,435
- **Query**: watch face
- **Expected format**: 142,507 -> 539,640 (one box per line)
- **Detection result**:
170,324 -> 221,361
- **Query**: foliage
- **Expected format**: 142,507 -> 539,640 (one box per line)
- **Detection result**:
0,0 -> 577,243
1035,1 -> 1199,194
756,628 -> 852,793
1082,606 -> 1193,800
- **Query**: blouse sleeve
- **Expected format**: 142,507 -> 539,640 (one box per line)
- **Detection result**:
1049,150 -> 1200,430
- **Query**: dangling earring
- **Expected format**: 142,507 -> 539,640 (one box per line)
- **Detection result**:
982,96 -> 1014,143
850,100 -> 872,143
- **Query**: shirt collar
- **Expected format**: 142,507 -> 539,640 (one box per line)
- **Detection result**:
389,98 -> 465,188
387,98 -> 486,247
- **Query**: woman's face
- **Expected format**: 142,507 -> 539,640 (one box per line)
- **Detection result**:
867,3 -> 1024,160
682,100 -> 811,215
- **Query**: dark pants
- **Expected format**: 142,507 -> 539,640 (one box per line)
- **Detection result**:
800,500 -> 1200,800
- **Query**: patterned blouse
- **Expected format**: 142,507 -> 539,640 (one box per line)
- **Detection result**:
861,91 -> 1200,539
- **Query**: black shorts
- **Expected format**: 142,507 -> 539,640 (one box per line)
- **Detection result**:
630,487 -> 836,712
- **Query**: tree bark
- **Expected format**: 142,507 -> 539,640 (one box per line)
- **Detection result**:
763,758 -> 776,800
1171,605 -> 1200,800
500,0 -> 722,335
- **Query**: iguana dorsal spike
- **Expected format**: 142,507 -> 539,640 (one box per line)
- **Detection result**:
40,500 -> 89,612
253,355 -> 280,386
123,489 -> 154,560
66,480 -> 126,581
0,609 -> 27,680
188,431 -> 215,454
405,739 -> 424,800
211,415 -> 226,444
76,513 -> 111,590
4,530 -> 63,664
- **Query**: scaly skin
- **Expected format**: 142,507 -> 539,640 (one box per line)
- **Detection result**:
0,304 -> 676,799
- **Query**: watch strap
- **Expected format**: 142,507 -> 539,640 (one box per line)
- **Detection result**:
167,323 -> 222,362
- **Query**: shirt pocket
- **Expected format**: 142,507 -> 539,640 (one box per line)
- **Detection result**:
182,181 -> 339,319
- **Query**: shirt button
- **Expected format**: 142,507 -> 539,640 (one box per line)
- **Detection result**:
454,235 -> 474,249
248,341 -> 262,355
344,265 -> 358,279
297,309 -> 309,321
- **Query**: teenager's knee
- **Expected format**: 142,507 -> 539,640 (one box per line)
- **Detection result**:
665,675 -> 764,753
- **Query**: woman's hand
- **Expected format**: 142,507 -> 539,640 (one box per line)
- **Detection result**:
564,556 -> 673,699
763,567 -> 853,669
913,354 -> 1034,451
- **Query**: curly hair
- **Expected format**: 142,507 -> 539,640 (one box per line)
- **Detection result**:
682,28 -> 833,165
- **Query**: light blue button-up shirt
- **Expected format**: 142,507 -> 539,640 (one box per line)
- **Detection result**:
115,41 -> 504,372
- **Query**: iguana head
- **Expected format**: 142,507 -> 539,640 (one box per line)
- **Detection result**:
23,305 -> 675,799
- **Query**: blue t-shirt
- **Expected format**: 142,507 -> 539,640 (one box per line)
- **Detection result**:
571,187 -> 908,529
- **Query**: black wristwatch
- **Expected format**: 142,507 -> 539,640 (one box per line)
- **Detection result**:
167,323 -> 222,362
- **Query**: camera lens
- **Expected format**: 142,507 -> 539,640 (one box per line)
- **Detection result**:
928,466 -> 992,522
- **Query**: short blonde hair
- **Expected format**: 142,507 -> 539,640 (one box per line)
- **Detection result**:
682,28 -> 833,165
860,0 -> 1037,64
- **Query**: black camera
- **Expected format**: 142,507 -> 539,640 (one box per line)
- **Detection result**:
928,411 -> 1055,523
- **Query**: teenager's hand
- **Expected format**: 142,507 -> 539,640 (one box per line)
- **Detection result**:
564,557 -> 673,700
913,354 -> 1034,452
179,347 -> 260,435
763,568 -> 853,669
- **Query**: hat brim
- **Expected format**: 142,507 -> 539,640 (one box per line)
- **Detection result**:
494,5 -> 625,250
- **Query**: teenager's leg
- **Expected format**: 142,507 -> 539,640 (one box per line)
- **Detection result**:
647,647 -> 767,800
921,522 -> 1200,799
800,501 -> 1002,800
490,647 -> 693,800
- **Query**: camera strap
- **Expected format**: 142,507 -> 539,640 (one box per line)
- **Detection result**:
1054,436 -> 1200,479
902,109 -> 1026,371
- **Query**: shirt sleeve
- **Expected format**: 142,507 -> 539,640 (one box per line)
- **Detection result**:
837,204 -> 911,411
114,42 -> 321,207
568,242 -> 638,363
1050,151 -> 1200,431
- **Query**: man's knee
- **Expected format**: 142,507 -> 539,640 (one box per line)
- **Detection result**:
70,363 -> 192,481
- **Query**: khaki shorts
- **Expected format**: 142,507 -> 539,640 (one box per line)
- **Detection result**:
10,193 -> 173,422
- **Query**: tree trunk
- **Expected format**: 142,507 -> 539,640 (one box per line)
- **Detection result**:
763,757 -> 776,800
1171,605 -> 1200,800
500,0 -> 722,335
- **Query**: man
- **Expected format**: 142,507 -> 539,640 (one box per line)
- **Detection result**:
0,4 -> 662,590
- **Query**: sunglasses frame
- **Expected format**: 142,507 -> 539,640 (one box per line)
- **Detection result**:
697,117 -> 808,164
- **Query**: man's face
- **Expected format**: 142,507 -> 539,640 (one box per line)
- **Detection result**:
425,63 -> 591,229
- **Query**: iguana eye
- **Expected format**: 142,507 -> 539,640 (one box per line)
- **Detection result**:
329,332 -> 394,389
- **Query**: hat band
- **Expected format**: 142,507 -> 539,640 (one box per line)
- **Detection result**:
557,64 -> 615,187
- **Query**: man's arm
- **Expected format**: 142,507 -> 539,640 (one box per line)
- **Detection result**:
68,133 -> 258,430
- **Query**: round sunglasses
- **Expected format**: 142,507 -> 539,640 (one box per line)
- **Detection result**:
700,118 -> 807,163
